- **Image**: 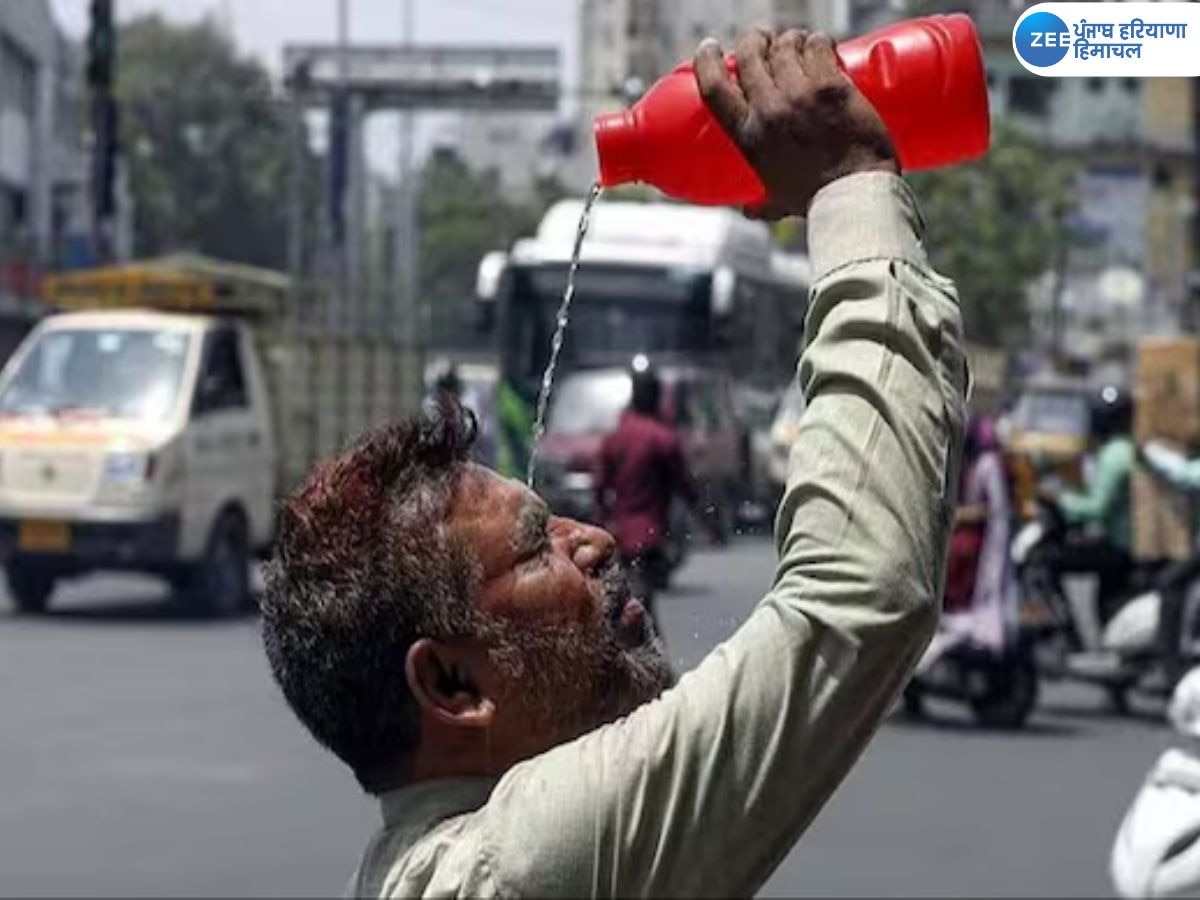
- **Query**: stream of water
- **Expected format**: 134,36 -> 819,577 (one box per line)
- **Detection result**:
525,182 -> 603,487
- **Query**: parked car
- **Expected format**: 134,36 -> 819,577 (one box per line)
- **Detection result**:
767,379 -> 806,494
733,385 -> 782,526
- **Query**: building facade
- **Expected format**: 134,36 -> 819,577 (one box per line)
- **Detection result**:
0,0 -> 87,289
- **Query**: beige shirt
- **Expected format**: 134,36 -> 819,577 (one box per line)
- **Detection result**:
350,172 -> 968,899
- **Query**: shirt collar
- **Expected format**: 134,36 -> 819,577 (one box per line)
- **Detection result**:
378,776 -> 498,831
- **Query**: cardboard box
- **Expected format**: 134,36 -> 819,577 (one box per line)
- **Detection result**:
1136,337 -> 1200,446
1134,339 -> 1200,559
1133,467 -> 1194,561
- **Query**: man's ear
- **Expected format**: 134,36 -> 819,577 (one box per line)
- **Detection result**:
406,638 -> 496,729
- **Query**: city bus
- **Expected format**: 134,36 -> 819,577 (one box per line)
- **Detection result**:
476,197 -> 811,477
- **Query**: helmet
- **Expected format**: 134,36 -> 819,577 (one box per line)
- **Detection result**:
1091,384 -> 1133,440
1110,672 -> 1200,898
629,355 -> 661,415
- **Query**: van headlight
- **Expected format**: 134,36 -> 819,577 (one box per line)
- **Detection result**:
103,451 -> 155,485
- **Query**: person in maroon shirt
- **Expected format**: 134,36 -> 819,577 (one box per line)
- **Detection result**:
595,364 -> 700,613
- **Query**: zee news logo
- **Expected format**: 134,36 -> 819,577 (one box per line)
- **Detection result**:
1015,11 -> 1072,68
1012,2 -> 1196,76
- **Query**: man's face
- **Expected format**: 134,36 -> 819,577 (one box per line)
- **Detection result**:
450,464 -> 673,755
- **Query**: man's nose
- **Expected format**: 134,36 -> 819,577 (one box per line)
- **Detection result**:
552,517 -> 616,573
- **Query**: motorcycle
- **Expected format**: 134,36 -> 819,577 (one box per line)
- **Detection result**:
903,628 -> 1039,728
904,514 -> 1038,729
1111,669 -> 1200,898
1013,498 -> 1200,712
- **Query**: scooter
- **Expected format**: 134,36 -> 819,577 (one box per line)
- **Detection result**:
1111,668 -> 1200,898
903,627 -> 1039,728
1013,498 -> 1200,712
904,522 -> 1039,728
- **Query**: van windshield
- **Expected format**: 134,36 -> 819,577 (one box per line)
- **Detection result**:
0,328 -> 192,422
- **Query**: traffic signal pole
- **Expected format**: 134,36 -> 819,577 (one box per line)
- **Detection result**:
87,0 -> 118,262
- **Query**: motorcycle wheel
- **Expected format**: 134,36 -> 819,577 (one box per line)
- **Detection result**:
902,683 -> 924,719
1107,685 -> 1130,716
970,652 -> 1039,729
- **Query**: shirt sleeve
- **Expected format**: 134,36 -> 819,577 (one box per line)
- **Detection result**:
1060,440 -> 1132,524
1143,442 -> 1200,495
479,172 -> 968,898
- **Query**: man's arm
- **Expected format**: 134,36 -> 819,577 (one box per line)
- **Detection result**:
1142,441 -> 1200,496
481,186 -> 965,898
1060,440 -> 1132,525
478,32 -> 966,898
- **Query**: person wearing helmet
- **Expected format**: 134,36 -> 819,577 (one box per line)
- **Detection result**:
595,359 -> 701,613
1046,385 -> 1135,619
1111,668 -> 1200,898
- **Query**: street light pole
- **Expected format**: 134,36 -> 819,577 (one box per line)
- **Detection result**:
394,0 -> 420,400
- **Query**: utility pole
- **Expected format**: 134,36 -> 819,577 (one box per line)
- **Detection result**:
329,0 -> 350,333
282,36 -> 557,413
394,0 -> 419,399
87,0 -> 119,262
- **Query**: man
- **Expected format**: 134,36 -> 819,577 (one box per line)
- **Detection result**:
1048,385 -> 1135,621
425,362 -> 497,468
595,362 -> 698,611
263,27 -> 966,898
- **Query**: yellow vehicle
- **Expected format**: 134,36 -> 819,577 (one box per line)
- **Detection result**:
1003,375 -> 1090,519
0,255 -> 418,614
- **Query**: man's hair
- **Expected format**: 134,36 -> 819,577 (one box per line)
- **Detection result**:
262,402 -> 479,793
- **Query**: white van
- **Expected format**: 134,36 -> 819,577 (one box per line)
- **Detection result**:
0,311 -> 277,613
2,256 -> 421,614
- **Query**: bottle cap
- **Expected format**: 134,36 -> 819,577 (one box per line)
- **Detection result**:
594,110 -> 639,188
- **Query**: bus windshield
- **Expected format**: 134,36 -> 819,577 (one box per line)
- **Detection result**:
505,263 -> 711,389
0,328 -> 193,422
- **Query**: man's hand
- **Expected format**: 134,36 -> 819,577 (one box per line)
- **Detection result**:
694,28 -> 897,218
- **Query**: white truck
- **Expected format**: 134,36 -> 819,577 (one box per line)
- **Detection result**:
0,255 -> 420,614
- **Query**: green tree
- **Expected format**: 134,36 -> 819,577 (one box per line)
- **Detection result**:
418,149 -> 565,344
118,15 -> 297,269
908,121 -> 1078,346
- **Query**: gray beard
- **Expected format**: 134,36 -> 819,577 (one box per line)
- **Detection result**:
481,565 -> 675,743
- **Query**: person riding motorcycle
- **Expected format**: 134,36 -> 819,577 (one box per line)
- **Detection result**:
594,362 -> 702,613
1043,385 -> 1135,623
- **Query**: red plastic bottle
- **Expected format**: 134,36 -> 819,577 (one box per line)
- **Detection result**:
594,14 -> 990,207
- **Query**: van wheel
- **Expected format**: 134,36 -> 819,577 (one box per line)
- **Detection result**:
7,562 -> 56,615
184,512 -> 250,616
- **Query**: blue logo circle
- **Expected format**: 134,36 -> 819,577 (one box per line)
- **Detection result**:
1014,11 -> 1071,68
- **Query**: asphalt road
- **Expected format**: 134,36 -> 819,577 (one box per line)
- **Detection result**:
0,539 -> 1171,897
